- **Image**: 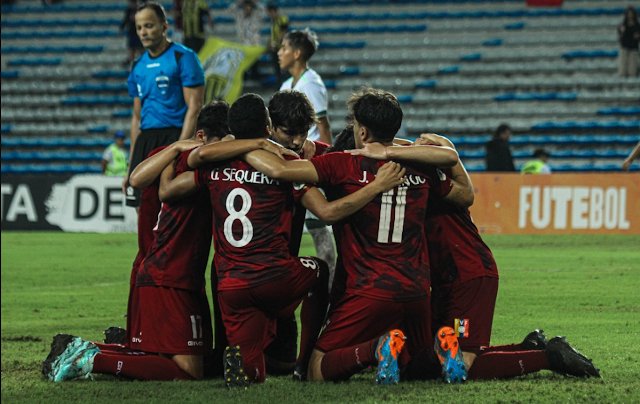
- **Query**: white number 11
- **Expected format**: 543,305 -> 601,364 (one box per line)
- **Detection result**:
377,188 -> 407,243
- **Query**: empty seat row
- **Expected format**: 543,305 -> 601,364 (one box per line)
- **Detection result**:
1,137 -> 129,148
533,121 -> 640,131
61,96 -> 131,106
2,151 -> 103,161
1,30 -> 119,39
462,162 -> 639,172
1,45 -> 104,54
458,149 -> 632,159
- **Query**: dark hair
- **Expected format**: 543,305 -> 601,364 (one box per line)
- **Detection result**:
346,87 -> 403,143
533,148 -> 549,159
268,90 -> 318,137
197,101 -> 230,141
494,124 -> 511,139
326,124 -> 355,153
137,1 -> 167,24
228,94 -> 269,140
284,29 -> 319,61
622,6 -> 638,27
267,3 -> 278,11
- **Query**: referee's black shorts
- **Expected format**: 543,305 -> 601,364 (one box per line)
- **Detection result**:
125,127 -> 182,207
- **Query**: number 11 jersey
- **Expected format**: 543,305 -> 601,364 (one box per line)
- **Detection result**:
311,152 -> 452,302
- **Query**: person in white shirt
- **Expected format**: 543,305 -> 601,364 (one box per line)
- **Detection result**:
277,29 -> 336,290
277,29 -> 332,145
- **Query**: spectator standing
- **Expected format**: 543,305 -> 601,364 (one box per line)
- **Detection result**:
266,3 -> 289,86
617,6 -> 640,77
521,148 -> 552,174
172,0 -> 184,43
228,0 -> 266,79
120,0 -> 144,65
101,130 -> 129,176
181,0 -> 214,53
485,124 -> 516,172
124,1 -> 205,209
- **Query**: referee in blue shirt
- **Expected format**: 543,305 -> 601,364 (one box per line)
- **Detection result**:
124,1 -> 205,208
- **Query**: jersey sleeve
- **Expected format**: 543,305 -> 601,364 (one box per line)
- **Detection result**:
431,167 -> 454,199
179,50 -> 205,87
127,67 -> 138,98
194,167 -> 208,188
310,153 -> 349,185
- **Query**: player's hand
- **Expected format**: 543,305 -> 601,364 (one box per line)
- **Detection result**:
262,139 -> 299,159
417,133 -> 455,149
372,161 -> 406,192
302,139 -> 316,159
345,142 -> 388,160
222,134 -> 235,142
173,138 -> 203,152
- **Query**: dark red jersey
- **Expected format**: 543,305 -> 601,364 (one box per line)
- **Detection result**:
130,146 -> 167,284
311,152 -> 452,302
137,148 -> 213,290
425,168 -> 499,286
195,157 -> 309,291
289,140 -> 330,255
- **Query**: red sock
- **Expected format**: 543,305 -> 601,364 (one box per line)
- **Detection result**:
467,350 -> 549,380
320,339 -> 377,381
298,261 -> 330,369
93,343 -> 137,353
92,352 -> 195,381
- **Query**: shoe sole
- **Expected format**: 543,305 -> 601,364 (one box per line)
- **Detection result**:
42,334 -> 75,379
376,330 -> 406,385
224,346 -> 251,389
547,336 -> 601,378
435,327 -> 467,384
51,338 -> 100,382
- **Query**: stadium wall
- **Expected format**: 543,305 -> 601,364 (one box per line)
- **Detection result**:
2,174 -> 639,234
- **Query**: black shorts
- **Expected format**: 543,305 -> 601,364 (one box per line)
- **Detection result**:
126,127 -> 182,207
183,37 -> 205,54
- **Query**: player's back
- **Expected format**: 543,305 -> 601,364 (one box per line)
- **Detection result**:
425,168 -> 498,285
311,152 -> 449,302
196,158 -> 304,291
137,149 -> 213,291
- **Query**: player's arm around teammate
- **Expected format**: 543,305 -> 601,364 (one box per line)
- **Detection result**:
299,162 -> 406,225
413,133 -> 475,208
159,138 -> 295,202
129,138 -> 202,189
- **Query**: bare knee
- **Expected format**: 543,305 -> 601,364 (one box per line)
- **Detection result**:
168,354 -> 204,380
307,349 -> 325,382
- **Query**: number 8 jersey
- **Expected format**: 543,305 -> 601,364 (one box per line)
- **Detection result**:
195,158 -> 310,291
310,152 -> 452,302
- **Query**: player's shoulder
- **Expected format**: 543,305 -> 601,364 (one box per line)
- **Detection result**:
303,69 -> 326,87
312,140 -> 330,156
170,42 -> 199,62
279,77 -> 293,90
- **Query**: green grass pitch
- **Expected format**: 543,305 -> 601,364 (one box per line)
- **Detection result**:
2,232 -> 639,403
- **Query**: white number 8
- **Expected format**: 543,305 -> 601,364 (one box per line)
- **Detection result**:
300,258 -> 318,269
224,188 -> 253,248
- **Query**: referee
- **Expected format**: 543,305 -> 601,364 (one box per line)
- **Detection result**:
124,1 -> 205,209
